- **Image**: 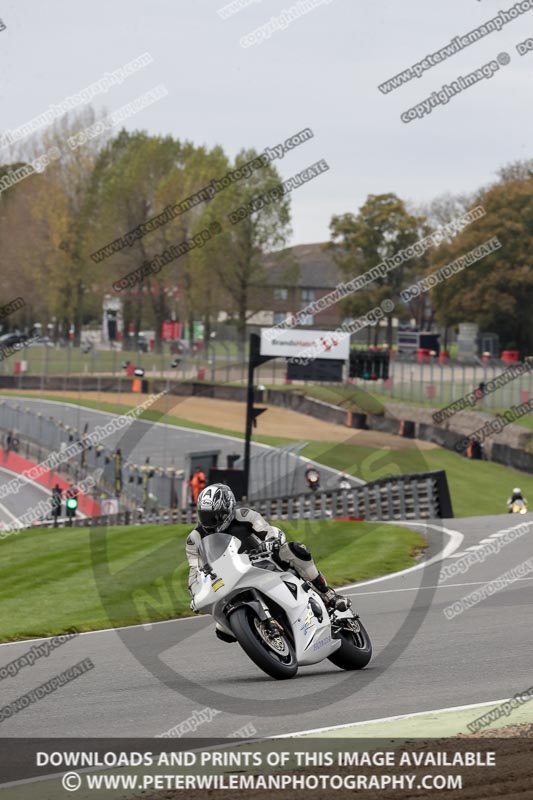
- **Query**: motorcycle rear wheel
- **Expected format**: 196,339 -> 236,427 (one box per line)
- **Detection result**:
229,606 -> 298,680
328,618 -> 372,670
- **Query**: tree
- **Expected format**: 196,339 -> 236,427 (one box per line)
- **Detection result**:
85,131 -> 189,350
408,192 -> 476,338
2,108 -> 108,344
329,193 -> 426,345
200,148 -> 292,355
411,191 -> 474,232
497,159 -> 533,183
154,143 -> 229,347
430,179 -> 533,356
0,162 -> 45,330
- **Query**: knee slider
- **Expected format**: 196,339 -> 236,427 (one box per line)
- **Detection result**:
288,542 -> 312,561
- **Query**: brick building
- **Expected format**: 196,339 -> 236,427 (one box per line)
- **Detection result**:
249,242 -> 345,329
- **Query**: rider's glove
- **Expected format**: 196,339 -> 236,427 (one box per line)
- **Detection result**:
256,539 -> 280,555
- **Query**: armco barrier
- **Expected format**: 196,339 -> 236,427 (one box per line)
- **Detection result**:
255,469 -> 453,521
33,509 -> 196,529
33,469 -> 453,529
417,422 -> 465,452
491,442 -> 533,474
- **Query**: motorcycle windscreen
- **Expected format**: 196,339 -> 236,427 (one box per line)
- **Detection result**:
198,532 -> 234,564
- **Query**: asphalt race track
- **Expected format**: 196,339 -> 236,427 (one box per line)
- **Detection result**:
0,396 -> 357,499
0,467 -> 56,529
1,513 -> 531,738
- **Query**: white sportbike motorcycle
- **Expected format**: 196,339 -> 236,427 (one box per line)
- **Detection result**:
192,532 -> 372,680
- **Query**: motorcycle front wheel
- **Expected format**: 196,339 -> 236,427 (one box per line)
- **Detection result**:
328,617 -> 372,670
229,606 -> 298,680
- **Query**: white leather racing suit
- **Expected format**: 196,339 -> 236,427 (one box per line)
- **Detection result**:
186,507 -> 321,597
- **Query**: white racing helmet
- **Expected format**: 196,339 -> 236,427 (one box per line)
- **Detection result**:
197,483 -> 236,532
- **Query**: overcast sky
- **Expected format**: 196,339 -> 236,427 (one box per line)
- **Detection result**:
1,0 -> 531,245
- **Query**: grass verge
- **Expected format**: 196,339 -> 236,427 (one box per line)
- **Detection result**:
0,520 -> 424,642
263,384 -> 386,416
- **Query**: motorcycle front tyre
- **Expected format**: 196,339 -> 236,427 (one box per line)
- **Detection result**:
229,606 -> 298,680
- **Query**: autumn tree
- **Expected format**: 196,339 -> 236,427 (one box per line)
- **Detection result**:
411,191 -> 474,232
201,148 -> 292,355
329,193 -> 426,344
3,108 -> 108,343
497,159 -> 533,183
0,163 -> 45,331
430,178 -> 533,356
85,131 -> 190,350
154,143 -> 229,346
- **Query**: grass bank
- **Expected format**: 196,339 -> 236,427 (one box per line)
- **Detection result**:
0,520 -> 424,642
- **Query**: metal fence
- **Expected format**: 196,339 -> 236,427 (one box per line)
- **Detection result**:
0,342 -> 250,386
254,469 -> 452,521
0,398 -> 311,512
375,359 -> 533,409
243,442 -> 308,500
0,391 -> 453,526
0,400 -> 185,513
0,401 -> 313,524
33,469 -> 453,529
3,342 -> 532,412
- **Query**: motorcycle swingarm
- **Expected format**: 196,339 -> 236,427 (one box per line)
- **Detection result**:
331,614 -> 361,637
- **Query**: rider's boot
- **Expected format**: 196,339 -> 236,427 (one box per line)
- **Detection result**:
215,623 -> 236,644
311,573 -> 352,612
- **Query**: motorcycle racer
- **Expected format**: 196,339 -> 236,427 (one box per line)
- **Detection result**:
186,484 -> 351,641
507,487 -> 528,512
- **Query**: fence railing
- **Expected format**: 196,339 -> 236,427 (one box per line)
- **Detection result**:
0,400 -> 185,513
254,469 -> 452,521
2,341 -> 531,411
32,469 -> 453,529
375,359 -> 532,409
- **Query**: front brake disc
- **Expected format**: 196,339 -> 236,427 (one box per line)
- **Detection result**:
254,618 -> 289,656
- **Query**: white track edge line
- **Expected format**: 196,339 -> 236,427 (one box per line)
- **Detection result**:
272,697 -> 517,738
340,522 -> 463,590
0,697 -> 518,790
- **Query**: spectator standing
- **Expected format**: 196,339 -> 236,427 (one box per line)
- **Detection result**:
189,467 -> 206,505
51,484 -> 62,527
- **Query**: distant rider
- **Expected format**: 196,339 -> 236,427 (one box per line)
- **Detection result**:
507,487 -> 528,512
186,484 -> 351,641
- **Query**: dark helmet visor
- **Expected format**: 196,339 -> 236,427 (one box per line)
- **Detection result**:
198,509 -> 220,531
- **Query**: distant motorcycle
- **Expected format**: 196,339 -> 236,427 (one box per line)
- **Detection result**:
510,499 -> 528,514
192,533 -> 372,680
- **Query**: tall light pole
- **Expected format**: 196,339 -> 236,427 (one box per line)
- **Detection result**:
243,333 -> 273,499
